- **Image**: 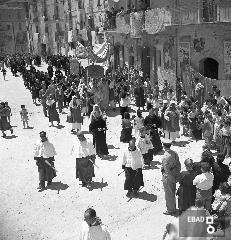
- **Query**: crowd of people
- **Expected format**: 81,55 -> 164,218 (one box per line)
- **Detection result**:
1,52 -> 231,239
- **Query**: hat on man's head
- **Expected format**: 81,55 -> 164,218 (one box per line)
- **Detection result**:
162,138 -> 172,147
39,131 -> 46,137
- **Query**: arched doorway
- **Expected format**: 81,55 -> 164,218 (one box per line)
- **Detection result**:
199,58 -> 219,79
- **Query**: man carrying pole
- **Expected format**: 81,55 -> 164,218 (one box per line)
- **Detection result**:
34,131 -> 57,191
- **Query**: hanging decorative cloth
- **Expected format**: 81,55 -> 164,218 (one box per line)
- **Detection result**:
145,8 -> 171,35
116,13 -> 130,34
130,11 -> 144,38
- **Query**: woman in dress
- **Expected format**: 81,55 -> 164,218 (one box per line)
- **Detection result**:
68,95 -> 82,133
46,95 -> 60,127
0,102 -> 13,138
89,104 -> 102,123
177,159 -> 197,214
120,112 -> 133,143
89,108 -> 109,156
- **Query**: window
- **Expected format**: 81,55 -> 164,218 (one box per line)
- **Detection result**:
97,0 -> 101,6
19,22 -> 22,30
36,25 -> 39,33
7,24 -> 11,30
45,26 -> 48,33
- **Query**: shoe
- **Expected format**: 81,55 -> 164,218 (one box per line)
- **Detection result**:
126,190 -> 132,197
10,129 -> 13,134
2,133 -> 6,138
47,181 -> 52,186
37,185 -> 45,191
133,191 -> 139,198
163,211 -> 176,215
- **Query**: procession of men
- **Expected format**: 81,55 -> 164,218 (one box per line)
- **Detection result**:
1,53 -> 231,240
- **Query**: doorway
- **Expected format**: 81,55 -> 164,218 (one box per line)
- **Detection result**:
199,58 -> 219,79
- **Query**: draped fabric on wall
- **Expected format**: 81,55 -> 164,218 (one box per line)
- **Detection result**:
130,11 -> 144,38
157,67 -> 177,91
87,40 -> 111,63
182,65 -> 231,98
145,8 -> 171,35
116,13 -> 130,34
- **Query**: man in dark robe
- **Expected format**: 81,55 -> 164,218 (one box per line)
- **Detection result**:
89,111 -> 109,156
134,80 -> 145,110
144,104 -> 163,155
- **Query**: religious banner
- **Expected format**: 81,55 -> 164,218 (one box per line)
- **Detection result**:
157,67 -> 176,91
116,13 -> 130,34
70,59 -> 80,75
130,11 -> 144,38
86,65 -> 104,78
224,41 -> 231,75
178,42 -> 190,68
145,8 -> 171,35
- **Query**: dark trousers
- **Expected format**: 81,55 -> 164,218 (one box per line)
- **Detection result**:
36,157 -> 55,187
120,106 -> 128,119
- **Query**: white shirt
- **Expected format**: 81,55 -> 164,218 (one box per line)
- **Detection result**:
122,149 -> 144,170
133,116 -> 144,130
193,172 -> 214,190
79,221 -> 111,240
137,136 -> 153,154
34,140 -> 57,158
120,97 -> 130,107
71,140 -> 96,158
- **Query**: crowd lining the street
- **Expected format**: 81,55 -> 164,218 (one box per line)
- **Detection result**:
1,53 -> 231,239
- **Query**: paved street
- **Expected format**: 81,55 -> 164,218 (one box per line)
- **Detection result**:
0,69 -> 206,240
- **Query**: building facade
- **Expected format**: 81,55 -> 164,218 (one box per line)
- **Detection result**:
0,5 -> 28,55
105,0 -> 231,81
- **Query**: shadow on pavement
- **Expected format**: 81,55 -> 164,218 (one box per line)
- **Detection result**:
172,140 -> 190,147
46,181 -> 69,192
87,181 -> 108,191
56,124 -> 65,129
108,145 -> 120,150
4,135 -> 18,139
137,191 -> 157,202
100,155 -> 118,161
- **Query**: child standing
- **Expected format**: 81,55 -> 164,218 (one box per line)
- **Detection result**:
220,118 -> 231,156
180,110 -> 189,136
133,110 -> 144,138
4,102 -> 12,123
137,128 -> 153,167
120,112 -> 133,143
20,105 -> 29,128
202,111 -> 213,149
193,162 -> 214,211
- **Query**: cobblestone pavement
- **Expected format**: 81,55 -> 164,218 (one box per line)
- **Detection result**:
0,68 -> 214,240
